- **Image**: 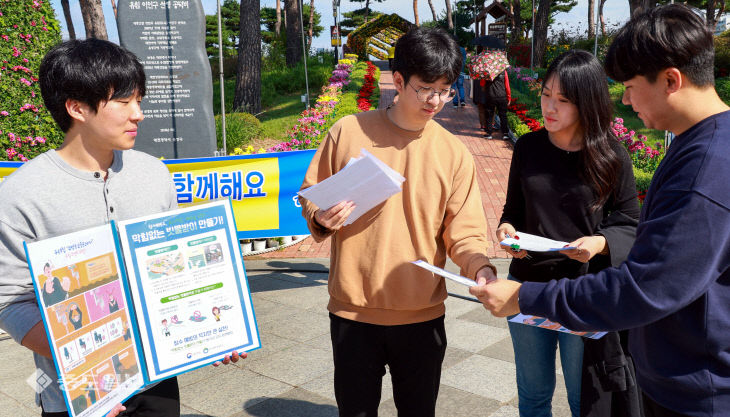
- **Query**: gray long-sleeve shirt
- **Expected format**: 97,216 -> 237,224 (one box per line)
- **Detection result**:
0,149 -> 176,412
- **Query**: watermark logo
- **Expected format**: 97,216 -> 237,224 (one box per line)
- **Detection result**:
26,369 -> 53,394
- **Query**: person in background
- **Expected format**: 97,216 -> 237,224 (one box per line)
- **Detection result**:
452,42 -> 467,108
495,50 -> 640,417
472,46 -> 490,136
482,63 -> 511,139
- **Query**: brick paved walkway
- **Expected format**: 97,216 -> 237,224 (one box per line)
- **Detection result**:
257,66 -> 513,259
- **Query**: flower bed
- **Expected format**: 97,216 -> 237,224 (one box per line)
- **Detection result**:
0,0 -> 63,162
508,99 -> 542,132
232,59 -> 379,155
356,61 -> 377,112
230,59 -> 355,155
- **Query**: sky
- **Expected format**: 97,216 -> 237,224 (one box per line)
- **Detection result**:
49,0 -> 632,51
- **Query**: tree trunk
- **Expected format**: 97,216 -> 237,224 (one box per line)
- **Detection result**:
60,0 -> 76,40
275,0 -> 281,36
599,0 -> 607,36
364,0 -> 370,24
285,0 -> 303,67
532,0 -> 551,67
79,0 -> 108,40
427,0 -> 438,21
307,0 -> 315,50
628,0 -> 654,19
446,0 -> 453,30
414,0 -> 420,26
510,0 -> 522,41
233,0 -> 262,114
588,0 -> 595,39
110,0 -> 117,19
706,0 -> 726,32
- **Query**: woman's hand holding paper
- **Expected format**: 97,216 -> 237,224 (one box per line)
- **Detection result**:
496,222 -> 528,258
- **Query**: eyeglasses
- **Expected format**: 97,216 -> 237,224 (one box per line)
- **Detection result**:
408,83 -> 456,102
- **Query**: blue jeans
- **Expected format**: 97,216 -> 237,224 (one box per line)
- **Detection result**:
507,276 -> 583,417
452,75 -> 465,105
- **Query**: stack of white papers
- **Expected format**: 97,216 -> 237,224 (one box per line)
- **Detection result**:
500,232 -> 576,252
298,149 -> 405,226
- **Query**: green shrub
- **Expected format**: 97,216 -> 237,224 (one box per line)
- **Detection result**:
0,0 -> 63,161
507,112 -> 532,137
715,31 -> 730,77
633,166 -> 653,194
716,77 -> 730,104
215,112 -> 262,153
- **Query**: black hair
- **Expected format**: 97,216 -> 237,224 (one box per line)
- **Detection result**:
605,4 -> 714,86
39,38 -> 146,132
544,50 -> 620,211
392,27 -> 462,85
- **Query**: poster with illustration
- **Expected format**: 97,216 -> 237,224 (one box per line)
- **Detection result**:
508,314 -> 607,339
118,199 -> 260,381
25,224 -> 145,417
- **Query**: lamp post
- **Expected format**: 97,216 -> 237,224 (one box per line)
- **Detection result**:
593,0 -> 599,56
299,0 -> 311,110
333,1 -> 338,61
530,0 -> 535,71
217,0 -> 226,155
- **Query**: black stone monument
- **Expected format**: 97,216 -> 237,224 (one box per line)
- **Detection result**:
117,0 -> 216,159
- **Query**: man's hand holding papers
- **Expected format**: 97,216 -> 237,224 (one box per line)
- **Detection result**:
299,149 -> 405,229
314,201 -> 356,231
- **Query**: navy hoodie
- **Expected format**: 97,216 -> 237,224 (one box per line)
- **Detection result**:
519,111 -> 730,416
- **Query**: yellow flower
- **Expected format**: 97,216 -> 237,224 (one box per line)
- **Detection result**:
258,148 -> 265,154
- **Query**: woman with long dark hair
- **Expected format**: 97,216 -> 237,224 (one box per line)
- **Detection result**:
497,50 -> 641,417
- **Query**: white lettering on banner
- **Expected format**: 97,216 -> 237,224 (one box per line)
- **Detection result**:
172,171 -> 265,204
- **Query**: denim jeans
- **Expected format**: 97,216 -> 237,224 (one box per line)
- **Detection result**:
452,75 -> 465,105
507,275 -> 583,417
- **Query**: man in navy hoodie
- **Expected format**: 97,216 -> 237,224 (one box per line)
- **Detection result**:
470,5 -> 730,417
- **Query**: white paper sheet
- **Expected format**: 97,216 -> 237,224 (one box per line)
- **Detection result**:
411,260 -> 477,287
298,149 -> 405,226
500,231 -> 576,252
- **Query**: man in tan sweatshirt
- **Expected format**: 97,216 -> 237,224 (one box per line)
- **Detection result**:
300,27 -> 497,417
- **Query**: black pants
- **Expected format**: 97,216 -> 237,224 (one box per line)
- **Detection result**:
42,377 -> 180,417
330,313 -> 447,417
484,96 -> 509,133
642,392 -> 691,417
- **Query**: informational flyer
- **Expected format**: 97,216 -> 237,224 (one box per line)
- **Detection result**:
509,314 -> 607,339
24,225 -> 145,417
117,199 -> 260,381
24,200 -> 261,417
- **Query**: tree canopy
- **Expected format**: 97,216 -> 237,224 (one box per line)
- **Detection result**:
205,0 -> 240,58
261,4 -> 323,44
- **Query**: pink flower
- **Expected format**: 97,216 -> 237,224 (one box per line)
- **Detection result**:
0,111 -> 8,116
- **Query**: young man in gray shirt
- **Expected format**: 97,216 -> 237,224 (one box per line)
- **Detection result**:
0,39 -> 242,416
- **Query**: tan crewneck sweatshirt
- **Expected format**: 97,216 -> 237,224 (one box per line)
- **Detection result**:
300,108 -> 495,325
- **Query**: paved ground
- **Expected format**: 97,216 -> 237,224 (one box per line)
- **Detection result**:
0,258 -> 576,417
258,62 -> 514,260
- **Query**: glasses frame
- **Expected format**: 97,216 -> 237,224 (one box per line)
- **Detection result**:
407,82 -> 456,103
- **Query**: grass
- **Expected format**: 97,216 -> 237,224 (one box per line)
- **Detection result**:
212,76 -> 320,146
